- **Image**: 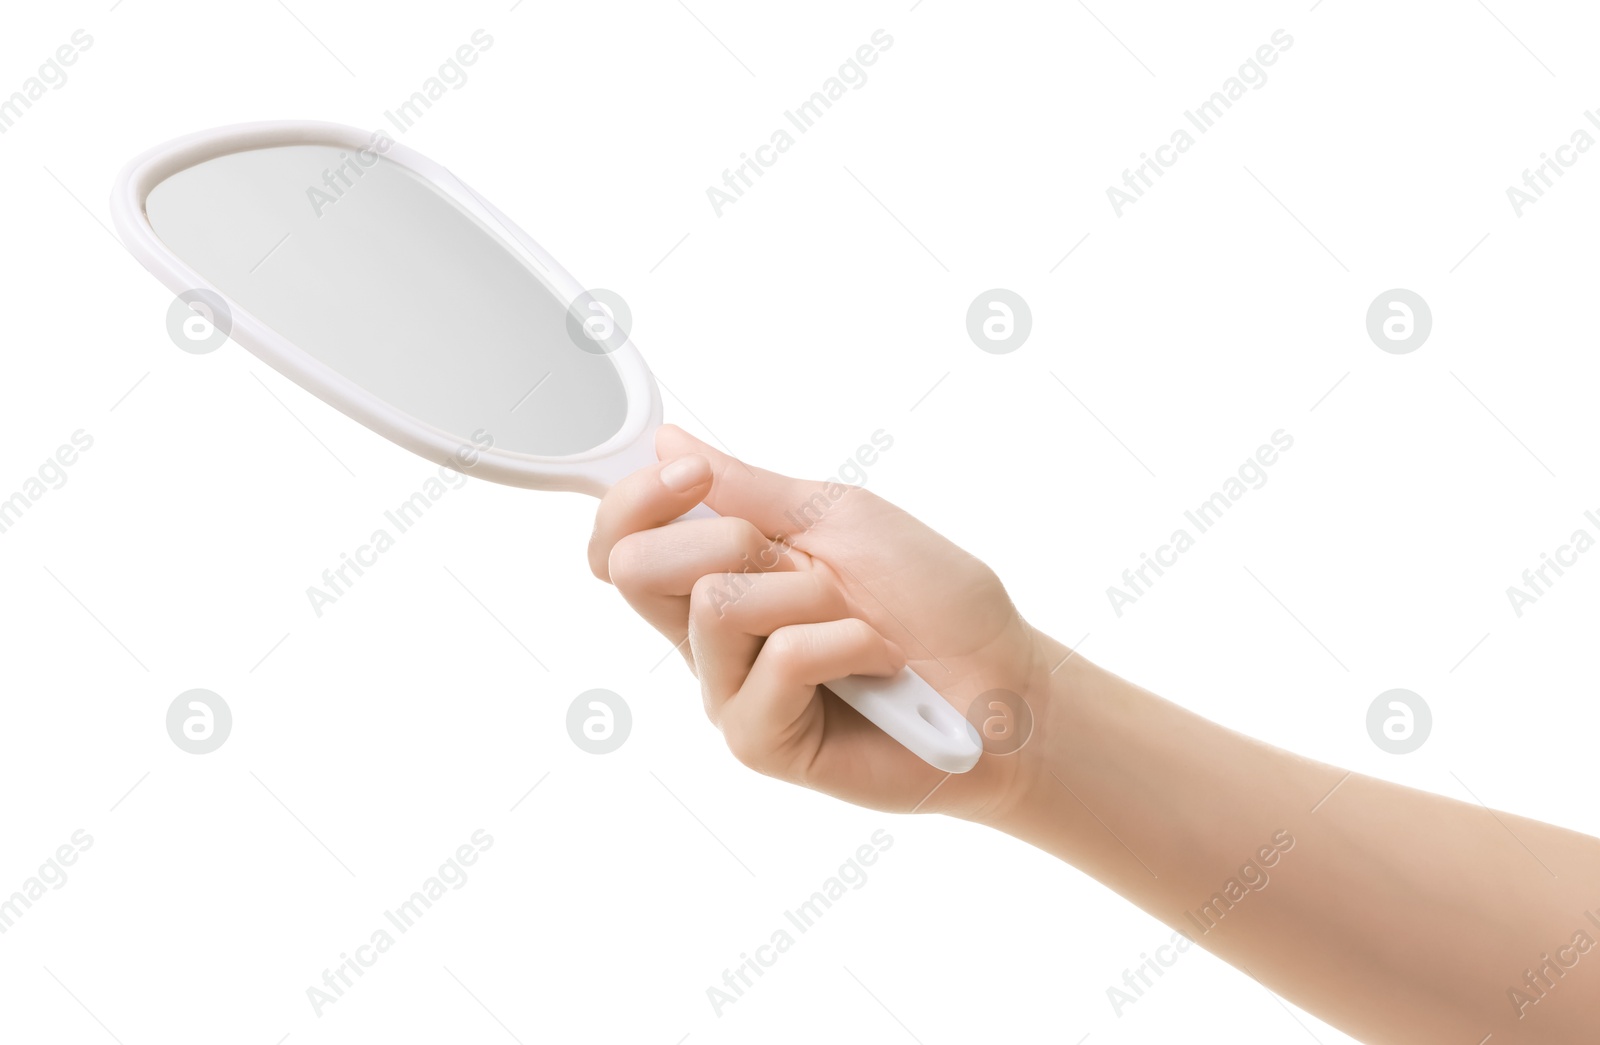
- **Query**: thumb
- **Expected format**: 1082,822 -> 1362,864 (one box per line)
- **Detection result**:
655,425 -> 838,540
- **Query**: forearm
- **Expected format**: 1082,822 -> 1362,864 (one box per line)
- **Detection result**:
985,634 -> 1600,1044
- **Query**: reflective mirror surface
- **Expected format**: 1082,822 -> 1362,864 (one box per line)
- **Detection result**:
146,143 -> 628,456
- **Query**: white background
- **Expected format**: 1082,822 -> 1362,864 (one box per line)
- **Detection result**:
2,1 -> 1598,1042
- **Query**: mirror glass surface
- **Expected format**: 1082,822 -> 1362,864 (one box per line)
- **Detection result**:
145,143 -> 628,456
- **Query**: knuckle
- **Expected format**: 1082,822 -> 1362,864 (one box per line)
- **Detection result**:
836,616 -> 878,650
711,516 -> 780,574
719,515 -> 760,549
689,572 -> 742,624
606,535 -> 647,591
762,625 -> 812,675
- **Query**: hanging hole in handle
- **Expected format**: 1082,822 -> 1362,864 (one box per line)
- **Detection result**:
918,702 -> 968,738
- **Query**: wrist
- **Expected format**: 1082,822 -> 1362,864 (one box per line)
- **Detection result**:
953,626 -> 1085,832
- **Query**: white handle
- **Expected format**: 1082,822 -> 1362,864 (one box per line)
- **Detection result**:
679,502 -> 983,774
825,669 -> 983,774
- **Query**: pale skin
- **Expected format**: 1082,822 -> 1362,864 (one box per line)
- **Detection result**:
588,425 -> 1600,1045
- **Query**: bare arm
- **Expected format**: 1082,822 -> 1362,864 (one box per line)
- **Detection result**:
998,639 -> 1600,1043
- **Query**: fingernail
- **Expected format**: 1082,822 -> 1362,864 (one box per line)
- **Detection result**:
660,454 -> 711,493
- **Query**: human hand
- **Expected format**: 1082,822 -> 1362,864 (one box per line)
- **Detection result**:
588,425 -> 1057,820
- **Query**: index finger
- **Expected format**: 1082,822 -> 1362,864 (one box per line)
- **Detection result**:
587,452 -> 713,582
